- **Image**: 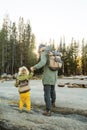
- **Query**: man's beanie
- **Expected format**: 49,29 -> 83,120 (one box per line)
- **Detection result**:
39,44 -> 46,49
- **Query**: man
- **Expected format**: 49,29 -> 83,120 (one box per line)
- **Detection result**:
30,44 -> 58,116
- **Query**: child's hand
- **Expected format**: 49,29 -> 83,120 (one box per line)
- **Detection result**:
30,67 -> 34,72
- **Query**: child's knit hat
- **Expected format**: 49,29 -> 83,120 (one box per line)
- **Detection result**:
18,66 -> 29,75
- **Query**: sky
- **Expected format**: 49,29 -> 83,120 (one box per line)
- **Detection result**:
0,0 -> 87,45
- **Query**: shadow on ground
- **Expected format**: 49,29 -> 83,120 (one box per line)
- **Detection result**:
0,99 -> 87,130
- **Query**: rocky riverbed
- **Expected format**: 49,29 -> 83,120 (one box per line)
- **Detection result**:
0,79 -> 87,130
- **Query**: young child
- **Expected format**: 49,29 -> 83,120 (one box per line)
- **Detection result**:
15,66 -> 33,113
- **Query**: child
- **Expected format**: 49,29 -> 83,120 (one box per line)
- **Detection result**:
15,66 -> 33,113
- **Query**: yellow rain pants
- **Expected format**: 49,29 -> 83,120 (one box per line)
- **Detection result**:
19,91 -> 31,111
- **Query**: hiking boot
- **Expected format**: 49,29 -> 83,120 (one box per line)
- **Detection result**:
52,102 -> 56,107
42,111 -> 51,116
19,110 -> 23,113
25,110 -> 33,114
25,110 -> 30,113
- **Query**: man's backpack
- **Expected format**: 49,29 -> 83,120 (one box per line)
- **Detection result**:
48,50 -> 63,71
38,44 -> 63,71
